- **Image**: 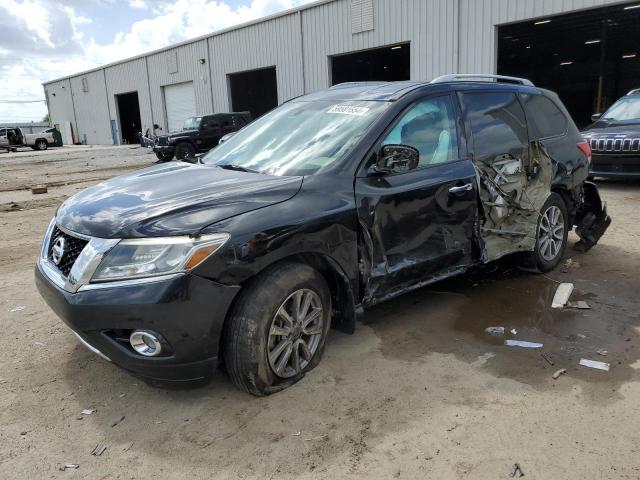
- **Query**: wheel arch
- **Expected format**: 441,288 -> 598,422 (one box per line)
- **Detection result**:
217,252 -> 357,365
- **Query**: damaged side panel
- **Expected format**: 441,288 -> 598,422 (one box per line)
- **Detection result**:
474,140 -> 553,262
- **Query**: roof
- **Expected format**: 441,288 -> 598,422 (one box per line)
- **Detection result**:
296,81 -> 429,102
43,0 -> 336,86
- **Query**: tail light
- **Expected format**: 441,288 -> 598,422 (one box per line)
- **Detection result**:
577,141 -> 592,164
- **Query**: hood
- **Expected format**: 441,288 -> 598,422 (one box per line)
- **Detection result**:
583,122 -> 640,136
56,163 -> 302,238
158,129 -> 197,139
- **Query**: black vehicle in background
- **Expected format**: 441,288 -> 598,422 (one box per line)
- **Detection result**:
583,89 -> 640,178
36,75 -> 610,396
152,112 -> 251,162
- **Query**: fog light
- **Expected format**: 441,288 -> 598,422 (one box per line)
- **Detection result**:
129,330 -> 162,357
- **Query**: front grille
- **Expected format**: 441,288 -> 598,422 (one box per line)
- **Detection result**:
47,226 -> 89,276
157,136 -> 169,146
586,137 -> 640,153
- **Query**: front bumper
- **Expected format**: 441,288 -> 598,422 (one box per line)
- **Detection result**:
35,264 -> 240,383
152,145 -> 175,156
590,153 -> 640,178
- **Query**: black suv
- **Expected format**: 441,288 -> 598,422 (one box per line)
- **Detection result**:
153,112 -> 251,161
35,75 -> 610,395
582,89 -> 640,178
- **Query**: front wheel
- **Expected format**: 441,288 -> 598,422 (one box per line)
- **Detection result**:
224,262 -> 331,396
36,139 -> 48,150
525,193 -> 569,272
174,142 -> 195,161
154,151 -> 174,162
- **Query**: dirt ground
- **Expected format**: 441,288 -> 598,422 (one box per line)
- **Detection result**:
1,145 -> 639,479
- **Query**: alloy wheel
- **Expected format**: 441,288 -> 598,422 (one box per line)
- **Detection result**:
538,205 -> 564,261
267,289 -> 324,378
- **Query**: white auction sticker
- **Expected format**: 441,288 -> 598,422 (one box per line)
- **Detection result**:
327,105 -> 370,116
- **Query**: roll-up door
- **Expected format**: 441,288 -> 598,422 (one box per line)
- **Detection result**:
164,81 -> 196,132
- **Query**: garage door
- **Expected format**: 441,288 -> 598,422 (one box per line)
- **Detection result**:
164,81 -> 196,132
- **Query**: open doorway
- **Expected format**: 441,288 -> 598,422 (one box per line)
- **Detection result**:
228,67 -> 278,119
331,43 -> 410,85
498,3 -> 640,128
115,91 -> 142,144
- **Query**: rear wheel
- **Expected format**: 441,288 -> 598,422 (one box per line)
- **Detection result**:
526,193 -> 568,272
224,262 -> 331,396
35,139 -> 48,150
174,142 -> 195,161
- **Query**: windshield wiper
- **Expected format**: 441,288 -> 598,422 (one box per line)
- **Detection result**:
217,164 -> 259,173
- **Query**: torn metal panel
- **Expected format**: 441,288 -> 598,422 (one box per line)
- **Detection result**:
475,141 -> 553,262
574,180 -> 611,251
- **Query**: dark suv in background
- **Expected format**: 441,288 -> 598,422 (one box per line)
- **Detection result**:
153,112 -> 251,161
583,89 -> 640,178
36,74 -> 610,396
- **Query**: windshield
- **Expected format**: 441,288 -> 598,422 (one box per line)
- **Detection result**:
602,96 -> 640,122
201,100 -> 389,176
182,116 -> 202,131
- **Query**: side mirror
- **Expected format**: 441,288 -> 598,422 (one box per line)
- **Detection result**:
591,113 -> 602,122
373,144 -> 420,175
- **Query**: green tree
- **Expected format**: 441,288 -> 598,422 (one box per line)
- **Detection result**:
42,113 -> 50,123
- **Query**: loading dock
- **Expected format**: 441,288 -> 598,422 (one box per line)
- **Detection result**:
115,91 -> 142,144
331,43 -> 410,85
228,67 -> 278,119
498,3 -> 640,127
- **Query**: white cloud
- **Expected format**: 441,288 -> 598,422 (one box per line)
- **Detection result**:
0,0 -> 314,123
129,0 -> 147,9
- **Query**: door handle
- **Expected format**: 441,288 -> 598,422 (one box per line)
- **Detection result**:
448,183 -> 473,194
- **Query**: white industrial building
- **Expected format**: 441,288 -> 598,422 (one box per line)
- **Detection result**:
43,0 -> 640,145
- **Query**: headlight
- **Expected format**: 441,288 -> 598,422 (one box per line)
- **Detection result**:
91,233 -> 229,282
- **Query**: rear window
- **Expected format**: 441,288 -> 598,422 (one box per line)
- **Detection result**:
521,94 -> 567,139
460,91 -> 529,165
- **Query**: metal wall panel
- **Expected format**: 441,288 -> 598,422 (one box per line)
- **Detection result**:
207,12 -> 304,112
69,71 -> 112,144
300,0 -> 458,92
44,79 -> 76,139
146,39 -> 213,129
104,58 -> 153,143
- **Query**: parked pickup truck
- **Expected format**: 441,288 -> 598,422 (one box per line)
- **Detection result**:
0,127 -> 55,151
152,112 -> 252,161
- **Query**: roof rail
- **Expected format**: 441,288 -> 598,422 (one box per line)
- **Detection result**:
329,81 -> 388,90
627,88 -> 640,95
430,74 -> 534,87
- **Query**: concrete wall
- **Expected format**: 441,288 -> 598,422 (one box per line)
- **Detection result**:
44,0 -> 632,145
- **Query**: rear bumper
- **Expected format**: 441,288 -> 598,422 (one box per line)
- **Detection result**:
35,264 -> 241,383
590,154 -> 640,178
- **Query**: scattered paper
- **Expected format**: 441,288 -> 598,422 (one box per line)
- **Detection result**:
10,305 -> 26,313
552,283 -> 574,309
510,328 -> 518,335
485,326 -> 505,336
597,350 -> 608,356
91,443 -> 107,456
505,340 -> 543,348
567,301 -> 591,309
81,409 -> 96,415
579,358 -> 610,371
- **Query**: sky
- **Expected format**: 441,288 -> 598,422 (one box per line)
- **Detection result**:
0,0 -> 314,123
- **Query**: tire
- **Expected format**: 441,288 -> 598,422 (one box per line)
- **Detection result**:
525,193 -> 569,273
174,142 -> 195,161
155,151 -> 174,162
36,139 -> 48,150
224,262 -> 331,396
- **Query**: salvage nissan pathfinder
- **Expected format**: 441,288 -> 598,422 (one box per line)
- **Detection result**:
36,75 -> 610,395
